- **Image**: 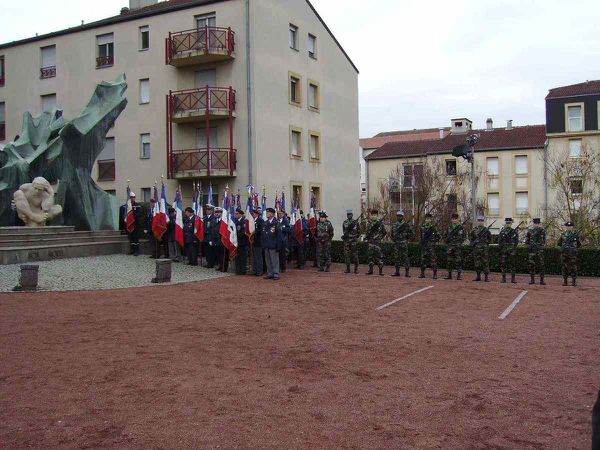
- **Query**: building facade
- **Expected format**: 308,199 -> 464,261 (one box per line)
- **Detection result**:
0,0 -> 360,231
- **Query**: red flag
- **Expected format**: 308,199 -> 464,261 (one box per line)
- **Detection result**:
152,184 -> 168,240
125,185 -> 135,234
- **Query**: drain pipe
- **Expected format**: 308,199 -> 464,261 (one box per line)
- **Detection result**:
543,138 -> 549,218
245,0 -> 253,185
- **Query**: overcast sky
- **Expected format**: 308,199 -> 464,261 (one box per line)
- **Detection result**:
2,0 -> 599,137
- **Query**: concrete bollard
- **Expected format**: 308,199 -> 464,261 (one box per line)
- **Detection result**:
151,258 -> 172,284
13,264 -> 39,291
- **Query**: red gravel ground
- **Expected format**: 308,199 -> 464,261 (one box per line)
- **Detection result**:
1,265 -> 598,449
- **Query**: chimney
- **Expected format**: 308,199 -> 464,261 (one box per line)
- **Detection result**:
506,120 -> 513,130
439,128 -> 445,139
486,118 -> 493,131
120,7 -> 130,15
129,0 -> 159,10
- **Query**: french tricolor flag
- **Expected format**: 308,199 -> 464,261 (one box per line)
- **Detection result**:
245,186 -> 256,244
152,184 -> 168,240
193,186 -> 204,241
125,185 -> 135,234
220,189 -> 238,259
174,188 -> 184,247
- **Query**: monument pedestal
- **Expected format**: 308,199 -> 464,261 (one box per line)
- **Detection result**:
0,227 -> 129,265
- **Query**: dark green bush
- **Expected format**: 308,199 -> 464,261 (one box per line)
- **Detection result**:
317,241 -> 600,277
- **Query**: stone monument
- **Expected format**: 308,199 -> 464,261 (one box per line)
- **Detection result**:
0,75 -> 128,230
12,177 -> 63,227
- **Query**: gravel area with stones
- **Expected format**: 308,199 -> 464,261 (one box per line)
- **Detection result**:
0,255 -> 230,292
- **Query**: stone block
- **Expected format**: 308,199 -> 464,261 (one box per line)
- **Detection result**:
152,259 -> 172,284
14,264 -> 39,291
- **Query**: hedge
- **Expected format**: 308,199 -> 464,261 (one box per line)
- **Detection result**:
309,241 -> 600,277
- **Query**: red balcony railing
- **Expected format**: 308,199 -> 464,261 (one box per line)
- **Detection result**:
96,55 -> 114,68
40,66 -> 56,79
98,159 -> 116,181
0,122 -> 5,141
169,86 -> 236,117
166,26 -> 235,65
171,148 -> 236,177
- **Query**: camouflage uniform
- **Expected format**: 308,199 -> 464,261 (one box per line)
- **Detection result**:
470,225 -> 492,279
498,225 -> 519,282
419,223 -> 440,278
558,230 -> 581,285
365,219 -> 386,274
526,227 -> 546,283
392,219 -> 412,276
316,219 -> 334,271
342,217 -> 360,272
445,223 -> 465,278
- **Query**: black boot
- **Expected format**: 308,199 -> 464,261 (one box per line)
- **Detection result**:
324,265 -> 331,273
344,265 -> 351,274
511,273 -> 517,284
444,271 -> 452,280
474,272 -> 481,282
501,274 -> 506,284
484,273 -> 490,282
379,266 -> 384,276
405,268 -> 411,278
529,274 -> 535,285
366,264 -> 373,275
432,269 -> 438,280
418,268 -> 425,279
456,271 -> 462,280
540,276 -> 546,286
391,267 -> 400,277
354,263 -> 359,274
562,276 -> 568,286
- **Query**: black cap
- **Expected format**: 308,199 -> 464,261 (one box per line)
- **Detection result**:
299,210 -> 304,215
505,217 -> 513,223
370,209 -> 379,215
168,207 -> 175,213
532,218 -> 541,224
235,208 -> 244,214
185,207 -> 194,213
451,213 -> 459,219
425,213 -> 433,218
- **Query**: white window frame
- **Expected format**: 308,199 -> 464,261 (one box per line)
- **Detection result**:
487,192 -> 500,216
565,103 -> 584,132
139,26 -> 150,51
40,45 -> 56,69
98,137 -> 115,161
569,139 -> 582,158
140,133 -> 151,159
139,78 -> 150,104
486,157 -> 499,176
309,131 -> 321,162
41,93 -> 57,112
308,34 -> 317,59
308,81 -> 319,111
515,155 -> 528,175
195,13 -> 216,29
289,24 -> 298,50
290,127 -> 302,159
515,192 -> 529,215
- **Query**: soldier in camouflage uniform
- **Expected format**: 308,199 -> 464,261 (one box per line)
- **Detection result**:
444,213 -> 465,280
419,213 -> 440,279
557,221 -> 581,286
316,210 -> 334,272
391,211 -> 412,277
498,217 -> 519,284
365,209 -> 386,276
526,218 -> 546,285
342,209 -> 360,274
469,215 -> 492,282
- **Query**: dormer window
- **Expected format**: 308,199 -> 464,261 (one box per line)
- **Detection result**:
567,104 -> 583,132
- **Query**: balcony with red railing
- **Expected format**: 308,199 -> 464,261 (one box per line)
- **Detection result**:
96,55 -> 114,69
166,26 -> 235,67
170,148 -> 236,179
168,86 -> 236,123
40,66 -> 56,79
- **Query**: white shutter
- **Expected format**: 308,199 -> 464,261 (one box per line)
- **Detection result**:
41,94 -> 57,111
487,157 -> 499,176
310,135 -> 318,159
309,84 -> 317,108
41,46 -> 56,68
291,131 -> 300,156
487,193 -> 500,215
96,33 -> 113,45
515,156 -> 528,174
516,192 -> 528,214
99,137 -> 115,160
569,139 -> 582,158
139,79 -> 150,104
196,127 -> 218,148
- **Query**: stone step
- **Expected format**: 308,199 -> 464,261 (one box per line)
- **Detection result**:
0,235 -> 128,248
0,241 -> 130,265
0,231 -> 124,242
0,226 -> 75,235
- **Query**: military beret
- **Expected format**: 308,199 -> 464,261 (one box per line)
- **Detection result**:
564,221 -> 574,227
266,207 -> 276,214
396,210 -> 405,216
451,213 -> 459,219
532,218 -> 541,224
505,217 -> 513,223
477,215 -> 485,221
235,208 -> 244,214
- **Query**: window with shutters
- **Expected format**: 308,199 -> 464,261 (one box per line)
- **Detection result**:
139,26 -> 149,51
487,157 -> 499,176
487,193 -> 500,216
290,126 -> 302,159
308,81 -> 319,112
289,24 -> 298,50
40,45 -> 56,79
96,33 -> 114,68
289,72 -> 301,106
97,137 -> 115,181
515,192 -> 528,215
41,94 -> 57,112
515,155 -> 528,175
309,132 -> 321,162
140,134 -> 151,159
308,34 -> 317,58
139,79 -> 150,104
566,103 -> 584,132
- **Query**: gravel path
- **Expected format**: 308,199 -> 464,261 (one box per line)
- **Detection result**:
0,255 -> 230,292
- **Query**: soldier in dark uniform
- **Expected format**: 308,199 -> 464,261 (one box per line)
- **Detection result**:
498,217 -> 519,283
234,208 -> 248,275
316,210 -> 335,272
419,213 -> 440,279
558,221 -> 581,286
183,207 -> 199,266
526,218 -> 546,285
291,211 -> 310,270
342,209 -> 361,274
470,215 -> 492,282
262,207 -> 280,280
212,207 -> 228,272
277,210 -> 290,273
445,213 -> 465,280
203,205 -> 215,268
365,209 -> 386,276
391,211 -> 412,277
126,192 -> 143,256
252,207 -> 264,276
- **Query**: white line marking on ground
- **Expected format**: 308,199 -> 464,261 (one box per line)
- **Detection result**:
376,285 -> 435,311
498,290 -> 528,320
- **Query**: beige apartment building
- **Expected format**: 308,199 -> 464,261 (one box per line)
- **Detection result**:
0,0 -> 360,231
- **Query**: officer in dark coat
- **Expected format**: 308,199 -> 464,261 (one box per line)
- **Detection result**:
203,205 -> 215,268
277,210 -> 290,272
252,207 -> 265,276
183,207 -> 199,266
126,192 -> 143,256
234,208 -> 249,275
294,211 -> 310,270
262,207 -> 280,280
211,207 -> 228,272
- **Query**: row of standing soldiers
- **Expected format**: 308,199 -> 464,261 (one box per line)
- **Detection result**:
335,209 -> 582,286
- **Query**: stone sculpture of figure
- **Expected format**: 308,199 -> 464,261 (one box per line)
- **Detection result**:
13,177 -> 62,227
